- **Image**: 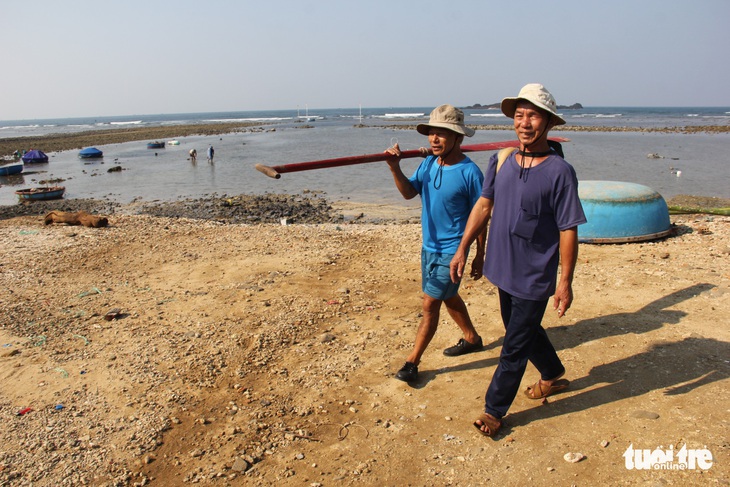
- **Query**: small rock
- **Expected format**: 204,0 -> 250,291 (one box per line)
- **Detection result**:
231,458 -> 250,472
320,333 -> 336,343
563,452 -> 585,463
104,308 -> 122,321
630,410 -> 660,420
600,440 -> 610,448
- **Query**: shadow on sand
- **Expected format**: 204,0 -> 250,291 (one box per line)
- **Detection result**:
502,283 -> 727,428
412,284 -> 726,428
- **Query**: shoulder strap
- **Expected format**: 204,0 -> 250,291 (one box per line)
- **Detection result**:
496,147 -> 517,174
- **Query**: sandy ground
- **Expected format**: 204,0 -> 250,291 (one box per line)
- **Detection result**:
0,206 -> 728,486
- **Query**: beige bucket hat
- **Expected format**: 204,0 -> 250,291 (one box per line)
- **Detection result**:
500,83 -> 566,125
417,104 -> 475,137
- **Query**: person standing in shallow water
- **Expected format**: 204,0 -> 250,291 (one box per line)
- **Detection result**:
384,104 -> 487,384
450,84 -> 587,437
207,145 -> 214,163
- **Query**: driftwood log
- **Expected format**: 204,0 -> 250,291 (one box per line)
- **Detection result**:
44,210 -> 109,228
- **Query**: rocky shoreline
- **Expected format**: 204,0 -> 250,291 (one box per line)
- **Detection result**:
1,193 -> 727,226
0,193 -> 344,225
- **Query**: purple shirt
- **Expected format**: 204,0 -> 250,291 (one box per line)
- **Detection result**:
482,151 -> 586,300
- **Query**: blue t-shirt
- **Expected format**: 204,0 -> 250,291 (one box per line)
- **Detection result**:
409,155 -> 484,254
482,151 -> 587,300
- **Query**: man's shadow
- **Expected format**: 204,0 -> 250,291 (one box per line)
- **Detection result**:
411,283 -> 717,391
503,336 -> 729,428
549,283 -> 715,352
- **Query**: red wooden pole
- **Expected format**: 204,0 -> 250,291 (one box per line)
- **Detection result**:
255,137 -> 570,179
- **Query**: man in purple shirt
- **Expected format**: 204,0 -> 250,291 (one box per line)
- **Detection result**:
450,84 -> 587,437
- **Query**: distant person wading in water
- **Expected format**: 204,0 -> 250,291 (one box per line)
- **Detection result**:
207,145 -> 214,163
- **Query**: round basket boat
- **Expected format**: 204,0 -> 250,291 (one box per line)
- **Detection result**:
578,181 -> 672,244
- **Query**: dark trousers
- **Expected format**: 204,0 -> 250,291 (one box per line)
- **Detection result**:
484,289 -> 564,419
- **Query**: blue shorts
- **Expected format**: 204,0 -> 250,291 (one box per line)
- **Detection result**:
421,250 -> 462,301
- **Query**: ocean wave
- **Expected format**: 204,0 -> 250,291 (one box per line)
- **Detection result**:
470,113 -> 505,118
203,117 -> 293,123
110,120 -> 143,126
570,113 -> 622,119
378,113 -> 425,119
1,124 -> 41,129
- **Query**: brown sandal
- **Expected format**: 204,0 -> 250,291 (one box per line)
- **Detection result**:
473,413 -> 501,437
524,373 -> 569,400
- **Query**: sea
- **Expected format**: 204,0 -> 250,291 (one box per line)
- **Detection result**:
1,106 -> 729,207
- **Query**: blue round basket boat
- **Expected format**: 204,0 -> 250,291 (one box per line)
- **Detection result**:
79,147 -> 103,159
578,181 -> 672,243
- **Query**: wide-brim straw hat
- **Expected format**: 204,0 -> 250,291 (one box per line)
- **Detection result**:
501,83 -> 566,125
417,104 -> 475,137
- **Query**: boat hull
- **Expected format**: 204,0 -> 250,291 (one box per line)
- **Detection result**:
15,186 -> 66,201
578,181 -> 671,243
147,142 -> 165,149
0,163 -> 23,176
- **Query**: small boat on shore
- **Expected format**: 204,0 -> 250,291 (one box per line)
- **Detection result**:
15,186 -> 66,201
578,181 -> 672,243
79,147 -> 103,159
21,149 -> 49,164
167,140 -> 180,146
147,141 -> 165,149
0,163 -> 23,176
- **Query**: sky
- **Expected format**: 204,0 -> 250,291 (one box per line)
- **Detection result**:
2,0 -> 729,120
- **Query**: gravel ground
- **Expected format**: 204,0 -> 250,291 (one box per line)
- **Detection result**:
0,206 -> 728,486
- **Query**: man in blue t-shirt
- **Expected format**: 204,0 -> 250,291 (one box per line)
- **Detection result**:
385,104 -> 487,383
386,105 -> 486,382
450,84 -> 587,437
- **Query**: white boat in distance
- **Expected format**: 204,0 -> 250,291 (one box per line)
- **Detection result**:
297,105 -> 323,122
